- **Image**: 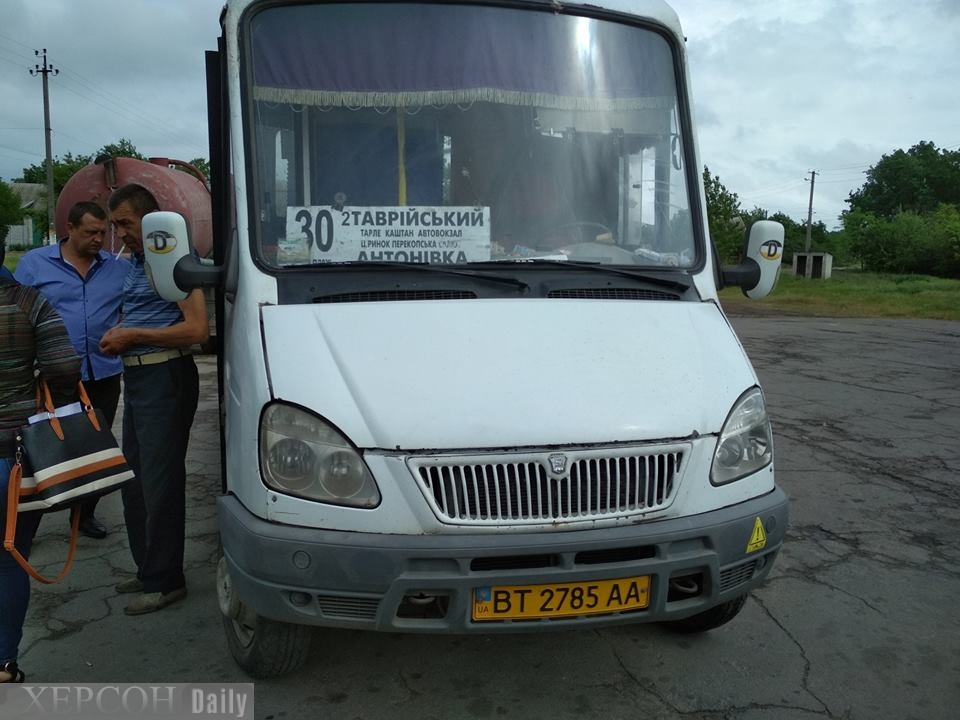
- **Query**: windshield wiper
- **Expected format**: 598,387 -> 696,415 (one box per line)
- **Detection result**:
323,261 -> 530,291
479,259 -> 689,293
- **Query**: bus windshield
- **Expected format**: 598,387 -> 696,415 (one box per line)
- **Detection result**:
245,2 -> 698,270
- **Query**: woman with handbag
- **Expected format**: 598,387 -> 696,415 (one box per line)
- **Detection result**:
0,275 -> 80,683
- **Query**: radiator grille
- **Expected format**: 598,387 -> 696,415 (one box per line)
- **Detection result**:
412,448 -> 684,526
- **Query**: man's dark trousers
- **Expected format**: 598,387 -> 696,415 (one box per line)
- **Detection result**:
120,355 -> 199,594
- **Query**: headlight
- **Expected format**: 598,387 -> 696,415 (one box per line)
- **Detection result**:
259,403 -> 380,507
711,387 -> 773,485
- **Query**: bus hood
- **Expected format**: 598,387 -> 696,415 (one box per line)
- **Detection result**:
260,299 -> 756,450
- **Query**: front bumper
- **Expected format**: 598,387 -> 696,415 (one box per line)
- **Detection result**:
217,487 -> 788,632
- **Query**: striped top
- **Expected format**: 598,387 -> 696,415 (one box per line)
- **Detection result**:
121,253 -> 185,357
0,278 -> 81,457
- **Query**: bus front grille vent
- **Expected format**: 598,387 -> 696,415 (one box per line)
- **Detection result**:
411,446 -> 685,526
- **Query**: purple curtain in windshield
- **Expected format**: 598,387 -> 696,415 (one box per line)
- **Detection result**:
250,3 -> 675,110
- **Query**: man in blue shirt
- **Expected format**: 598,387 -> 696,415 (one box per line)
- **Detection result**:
100,183 -> 208,616
15,201 -> 130,539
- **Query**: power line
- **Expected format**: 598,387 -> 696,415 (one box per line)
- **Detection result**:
51,129 -> 109,154
0,45 -> 35,65
739,181 -> 808,201
816,176 -> 868,185
2,38 -> 207,157
0,142 -> 43,158
54,81 -> 207,155
0,30 -> 37,53
816,161 -> 872,173
55,67 -> 205,150
0,52 -> 31,68
0,38 -> 175,139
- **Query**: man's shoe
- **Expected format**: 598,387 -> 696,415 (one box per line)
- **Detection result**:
124,587 -> 187,616
77,515 -> 108,539
114,577 -> 144,594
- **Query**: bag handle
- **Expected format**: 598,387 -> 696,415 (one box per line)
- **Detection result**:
36,379 -> 102,441
4,457 -> 80,585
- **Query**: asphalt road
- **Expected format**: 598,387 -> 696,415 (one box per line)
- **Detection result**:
17,316 -> 960,720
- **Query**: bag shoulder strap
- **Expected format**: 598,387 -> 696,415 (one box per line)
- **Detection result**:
4,461 -> 79,584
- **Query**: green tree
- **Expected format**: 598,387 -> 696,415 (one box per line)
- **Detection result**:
841,205 -> 960,278
16,151 -> 93,195
0,179 -> 24,245
187,157 -> 211,182
765,212 -> 801,265
15,138 -> 147,195
703,166 -> 743,263
847,141 -> 960,219
742,205 -> 768,225
97,138 -> 145,161
876,212 -> 927,273
845,208 -> 884,264
920,204 -> 960,277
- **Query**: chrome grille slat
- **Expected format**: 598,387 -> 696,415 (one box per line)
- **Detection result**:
469,466 -> 480,519
522,463 -> 533,518
649,455 -> 658,507
545,467 -> 554,519
585,459 -> 593,514
457,465 -> 468,518
412,447 -> 685,526
635,456 -> 644,509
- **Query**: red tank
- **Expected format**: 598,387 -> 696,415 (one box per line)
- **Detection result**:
55,156 -> 212,257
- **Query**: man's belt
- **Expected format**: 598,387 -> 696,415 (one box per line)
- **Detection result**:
122,348 -> 193,367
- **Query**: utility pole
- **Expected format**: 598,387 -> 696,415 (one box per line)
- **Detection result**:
804,169 -> 817,253
31,48 -> 58,245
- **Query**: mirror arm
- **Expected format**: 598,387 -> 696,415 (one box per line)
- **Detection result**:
720,258 -> 760,291
174,255 -> 224,291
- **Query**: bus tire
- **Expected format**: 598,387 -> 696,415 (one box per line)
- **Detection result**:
663,594 -> 749,634
222,609 -> 312,679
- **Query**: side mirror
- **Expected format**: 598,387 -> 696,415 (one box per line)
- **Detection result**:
141,211 -> 223,302
720,220 -> 784,299
142,211 -> 191,302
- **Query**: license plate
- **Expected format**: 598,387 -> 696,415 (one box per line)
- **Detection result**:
472,576 -> 650,621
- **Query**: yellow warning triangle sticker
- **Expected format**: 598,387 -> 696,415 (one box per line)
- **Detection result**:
746,517 -> 767,553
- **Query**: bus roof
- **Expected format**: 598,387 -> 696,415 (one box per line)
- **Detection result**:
222,0 -> 686,42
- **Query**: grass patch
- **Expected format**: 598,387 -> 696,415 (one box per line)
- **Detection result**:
720,270 -> 960,320
3,249 -> 24,274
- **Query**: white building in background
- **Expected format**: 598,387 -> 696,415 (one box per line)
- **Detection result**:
6,182 -> 46,247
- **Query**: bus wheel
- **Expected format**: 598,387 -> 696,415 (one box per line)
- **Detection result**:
217,555 -> 311,678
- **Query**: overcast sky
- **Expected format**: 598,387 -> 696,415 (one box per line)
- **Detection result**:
2,0 -> 958,230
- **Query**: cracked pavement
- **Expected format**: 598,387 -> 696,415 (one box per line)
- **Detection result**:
17,316 -> 960,719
